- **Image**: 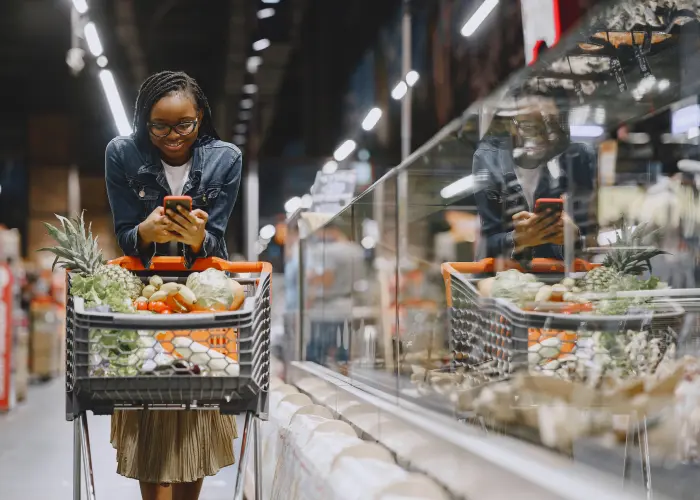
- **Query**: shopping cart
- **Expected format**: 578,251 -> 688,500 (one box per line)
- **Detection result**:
65,256 -> 271,500
441,258 -> 684,378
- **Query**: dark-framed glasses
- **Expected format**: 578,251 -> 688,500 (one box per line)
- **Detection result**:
148,119 -> 198,138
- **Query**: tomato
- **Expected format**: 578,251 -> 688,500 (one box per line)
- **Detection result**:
135,300 -> 149,311
148,301 -> 169,314
160,308 -> 173,314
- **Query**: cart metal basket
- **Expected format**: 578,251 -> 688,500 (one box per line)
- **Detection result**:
442,258 -> 684,378
66,256 -> 271,500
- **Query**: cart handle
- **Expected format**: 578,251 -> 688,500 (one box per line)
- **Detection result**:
108,256 -> 272,274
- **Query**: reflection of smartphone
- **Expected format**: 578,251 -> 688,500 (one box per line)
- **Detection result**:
164,196 -> 192,219
534,198 -> 563,217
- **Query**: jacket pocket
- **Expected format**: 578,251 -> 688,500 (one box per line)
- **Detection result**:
192,187 -> 222,209
128,180 -> 161,215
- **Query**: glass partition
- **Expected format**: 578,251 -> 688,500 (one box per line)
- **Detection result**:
295,0 -> 700,496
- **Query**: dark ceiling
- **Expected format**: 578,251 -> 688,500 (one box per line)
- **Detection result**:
0,0 -> 401,168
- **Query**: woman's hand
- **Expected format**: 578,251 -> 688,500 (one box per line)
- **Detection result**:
512,210 -> 560,252
166,206 -> 208,254
542,212 -> 579,246
137,207 -> 173,246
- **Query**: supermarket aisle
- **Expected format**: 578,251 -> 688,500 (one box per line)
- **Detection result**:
0,378 -> 243,500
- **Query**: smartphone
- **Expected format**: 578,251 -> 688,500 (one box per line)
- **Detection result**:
534,198 -> 563,217
164,195 -> 192,219
534,198 -> 563,232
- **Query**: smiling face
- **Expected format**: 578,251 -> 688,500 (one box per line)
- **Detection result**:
148,91 -> 202,165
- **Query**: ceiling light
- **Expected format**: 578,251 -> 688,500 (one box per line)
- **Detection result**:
83,22 -> 103,57
259,224 -> 276,240
243,84 -> 258,94
247,56 -> 262,73
361,107 -> 382,131
98,70 -> 132,136
241,98 -> 254,109
658,79 -> 671,91
678,159 -> 700,173
239,110 -> 252,120
322,160 -> 338,174
96,55 -> 108,68
405,70 -> 419,87
234,135 -> 246,144
257,8 -> 275,19
391,81 -> 408,100
235,123 -> 247,134
72,0 -> 88,14
333,140 -> 356,162
361,237 -> 376,250
284,197 -> 302,213
261,0 -> 279,3
441,175 -> 474,199
301,194 -> 313,209
625,132 -> 650,144
253,38 -> 271,51
461,0 -> 499,37
570,125 -> 604,138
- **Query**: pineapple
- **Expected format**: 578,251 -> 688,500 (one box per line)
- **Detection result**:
40,212 -> 143,300
582,222 -> 668,292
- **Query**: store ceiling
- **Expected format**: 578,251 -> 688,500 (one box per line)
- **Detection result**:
0,0 -> 304,169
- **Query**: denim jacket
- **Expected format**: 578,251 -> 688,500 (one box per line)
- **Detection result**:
473,135 -> 596,261
105,135 -> 242,268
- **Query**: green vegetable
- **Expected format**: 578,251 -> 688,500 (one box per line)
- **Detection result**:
71,274 -> 135,313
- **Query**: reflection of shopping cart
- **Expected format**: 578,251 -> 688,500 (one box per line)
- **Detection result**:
66,257 -> 271,500
441,258 -> 684,378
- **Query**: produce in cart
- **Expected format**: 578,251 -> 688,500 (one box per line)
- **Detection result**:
483,222 -> 670,317
40,212 -> 245,376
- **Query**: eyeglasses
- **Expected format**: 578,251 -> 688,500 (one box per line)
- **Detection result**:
147,119 -> 198,138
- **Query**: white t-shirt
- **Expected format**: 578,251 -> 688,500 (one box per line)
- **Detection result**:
161,158 -> 192,196
514,165 -> 542,210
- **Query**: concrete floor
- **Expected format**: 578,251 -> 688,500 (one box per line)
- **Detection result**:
0,378 -> 244,500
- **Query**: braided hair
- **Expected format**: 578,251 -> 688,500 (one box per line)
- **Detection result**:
132,70 -> 220,148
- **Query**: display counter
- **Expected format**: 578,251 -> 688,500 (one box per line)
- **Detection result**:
284,1 -> 700,498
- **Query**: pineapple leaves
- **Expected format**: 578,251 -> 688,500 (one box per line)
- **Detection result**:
38,211 -> 106,274
602,219 -> 669,275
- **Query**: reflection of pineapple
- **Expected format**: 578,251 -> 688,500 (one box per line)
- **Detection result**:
583,222 -> 668,292
40,212 -> 143,299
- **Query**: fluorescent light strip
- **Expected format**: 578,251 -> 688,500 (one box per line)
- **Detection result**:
391,81 -> 408,100
322,160 -> 338,174
461,0 -> 499,37
247,56 -> 263,73
441,175 -> 474,199
361,108 -> 382,131
98,70 -> 132,136
257,8 -> 275,19
84,22 -> 103,57
333,140 -> 356,162
72,0 -> 88,14
569,125 -> 604,138
253,38 -> 271,51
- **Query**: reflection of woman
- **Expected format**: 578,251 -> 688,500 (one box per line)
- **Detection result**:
105,71 -> 241,500
473,109 -> 595,260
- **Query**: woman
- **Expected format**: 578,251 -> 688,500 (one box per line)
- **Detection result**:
105,71 -> 242,500
473,103 -> 595,261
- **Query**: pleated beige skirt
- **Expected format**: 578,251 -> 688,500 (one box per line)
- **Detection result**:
110,410 -> 238,484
